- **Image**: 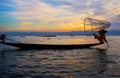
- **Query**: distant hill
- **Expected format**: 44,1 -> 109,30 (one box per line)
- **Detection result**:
0,30 -> 120,36
0,31 -> 84,36
106,30 -> 120,35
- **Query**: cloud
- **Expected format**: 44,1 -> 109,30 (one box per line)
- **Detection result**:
8,0 -> 120,31
11,0 -> 120,20
21,22 -> 34,26
10,0 -> 81,22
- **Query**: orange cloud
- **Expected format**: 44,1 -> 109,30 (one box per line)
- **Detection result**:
21,22 -> 34,26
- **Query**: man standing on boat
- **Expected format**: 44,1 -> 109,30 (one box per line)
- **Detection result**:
0,34 -> 6,43
93,29 -> 109,46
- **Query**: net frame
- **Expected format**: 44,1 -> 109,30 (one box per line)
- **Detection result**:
84,17 -> 111,36
84,18 -> 93,36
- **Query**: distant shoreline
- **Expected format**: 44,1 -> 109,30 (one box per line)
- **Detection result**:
0,30 -> 120,36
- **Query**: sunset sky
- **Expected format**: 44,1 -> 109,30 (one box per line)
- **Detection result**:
0,0 -> 120,32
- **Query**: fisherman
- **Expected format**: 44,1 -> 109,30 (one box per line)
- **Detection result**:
0,34 -> 6,43
93,29 -> 109,46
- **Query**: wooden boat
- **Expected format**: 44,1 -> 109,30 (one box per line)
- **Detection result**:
0,42 -> 103,50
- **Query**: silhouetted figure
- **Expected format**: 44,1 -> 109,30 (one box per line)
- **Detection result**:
94,30 -> 109,47
0,34 -> 6,43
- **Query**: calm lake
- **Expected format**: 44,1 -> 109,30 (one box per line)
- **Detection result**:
0,36 -> 120,78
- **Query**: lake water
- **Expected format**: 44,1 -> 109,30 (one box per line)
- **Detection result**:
0,36 -> 120,78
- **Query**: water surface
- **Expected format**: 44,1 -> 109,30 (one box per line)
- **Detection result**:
0,36 -> 120,78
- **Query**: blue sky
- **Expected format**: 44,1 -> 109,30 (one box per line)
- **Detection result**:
0,0 -> 120,32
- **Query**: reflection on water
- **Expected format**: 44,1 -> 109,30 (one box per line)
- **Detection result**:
0,36 -> 120,78
0,48 -> 108,78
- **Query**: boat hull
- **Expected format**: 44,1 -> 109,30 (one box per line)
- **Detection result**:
0,42 -> 103,50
